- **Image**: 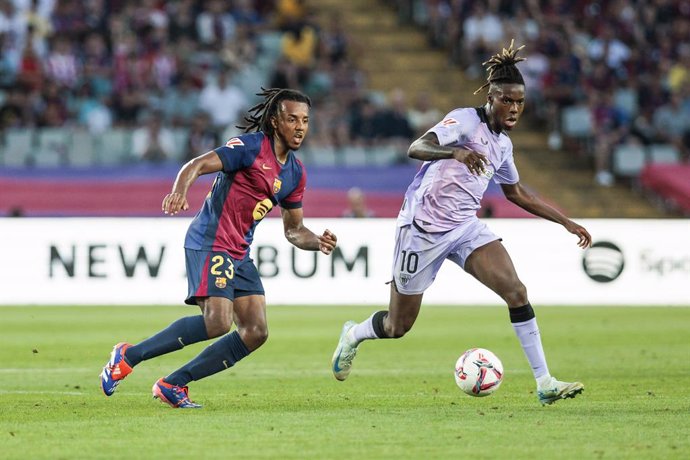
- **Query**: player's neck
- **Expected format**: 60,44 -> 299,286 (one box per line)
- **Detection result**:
483,103 -> 502,134
271,136 -> 289,164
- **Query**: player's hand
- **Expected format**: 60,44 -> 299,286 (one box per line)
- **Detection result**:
162,192 -> 189,216
318,229 -> 337,255
453,148 -> 488,175
565,221 -> 592,249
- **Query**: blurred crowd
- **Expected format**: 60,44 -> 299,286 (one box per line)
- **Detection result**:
0,0 -> 438,166
391,0 -> 690,186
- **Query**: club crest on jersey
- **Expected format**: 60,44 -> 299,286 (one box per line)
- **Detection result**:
481,168 -> 494,180
398,273 -> 411,287
273,178 -> 282,194
215,277 -> 227,288
441,118 -> 458,126
225,137 -> 244,149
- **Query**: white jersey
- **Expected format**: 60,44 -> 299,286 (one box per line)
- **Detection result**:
397,107 -> 519,232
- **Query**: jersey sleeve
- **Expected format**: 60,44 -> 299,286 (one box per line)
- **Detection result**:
280,161 -> 306,209
493,147 -> 520,184
427,109 -> 477,147
213,132 -> 263,172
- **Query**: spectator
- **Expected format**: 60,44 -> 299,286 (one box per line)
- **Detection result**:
462,2 -> 504,77
161,73 -> 200,128
196,0 -> 236,48
168,0 -> 197,41
0,85 -> 28,129
44,36 -> 79,89
589,91 -> 629,187
182,111 -> 218,163
319,14 -> 350,65
70,81 -> 112,134
407,90 -> 442,138
349,96 -> 382,146
377,88 -> 414,143
198,68 -> 248,131
132,110 -> 175,163
342,187 -> 375,218
652,92 -> 690,160
280,19 -> 318,85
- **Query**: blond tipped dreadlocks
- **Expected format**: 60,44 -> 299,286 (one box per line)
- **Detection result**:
473,40 -> 527,95
238,87 -> 312,135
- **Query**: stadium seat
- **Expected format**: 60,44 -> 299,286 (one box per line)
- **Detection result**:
170,128 -> 189,162
612,144 -> 647,178
34,128 -> 70,167
369,146 -> 401,165
561,105 -> 593,138
308,146 -> 339,166
69,129 -> 95,166
97,129 -> 132,165
340,146 -> 368,166
648,144 -> 681,165
2,128 -> 34,167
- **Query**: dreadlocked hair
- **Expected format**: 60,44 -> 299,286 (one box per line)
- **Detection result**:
473,39 -> 526,95
238,87 -> 312,135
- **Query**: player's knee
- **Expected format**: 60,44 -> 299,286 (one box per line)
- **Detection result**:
239,325 -> 268,350
502,281 -> 528,307
204,313 -> 232,338
387,321 -> 412,339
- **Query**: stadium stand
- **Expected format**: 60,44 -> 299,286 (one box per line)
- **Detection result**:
366,0 -> 688,216
640,163 -> 690,216
0,1 -> 685,218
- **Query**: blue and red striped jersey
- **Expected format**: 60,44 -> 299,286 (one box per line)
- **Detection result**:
184,131 -> 306,259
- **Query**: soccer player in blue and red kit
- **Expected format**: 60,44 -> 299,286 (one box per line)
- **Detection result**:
100,88 -> 337,408
331,42 -> 592,405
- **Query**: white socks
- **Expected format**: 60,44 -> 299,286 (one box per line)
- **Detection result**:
512,317 -> 550,383
349,312 -> 380,345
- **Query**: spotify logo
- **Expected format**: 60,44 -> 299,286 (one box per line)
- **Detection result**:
582,241 -> 625,283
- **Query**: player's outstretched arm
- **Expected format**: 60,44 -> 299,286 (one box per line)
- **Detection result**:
162,151 -> 223,216
500,182 -> 592,248
280,207 -> 337,254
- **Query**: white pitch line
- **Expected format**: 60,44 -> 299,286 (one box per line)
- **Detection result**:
0,390 -> 84,396
0,368 -> 94,373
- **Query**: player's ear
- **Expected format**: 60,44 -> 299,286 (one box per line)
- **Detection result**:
270,116 -> 277,129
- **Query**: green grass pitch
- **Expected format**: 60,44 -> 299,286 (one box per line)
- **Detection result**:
1,305 -> 689,459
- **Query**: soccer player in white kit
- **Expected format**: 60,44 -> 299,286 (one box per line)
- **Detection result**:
331,41 -> 592,405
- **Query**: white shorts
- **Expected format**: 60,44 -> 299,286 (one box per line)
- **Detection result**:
391,218 -> 500,295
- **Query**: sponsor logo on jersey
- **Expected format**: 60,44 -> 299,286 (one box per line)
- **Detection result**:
252,198 -> 273,220
261,163 -> 272,170
225,137 -> 244,148
441,118 -> 458,126
273,178 -> 282,194
215,277 -> 227,288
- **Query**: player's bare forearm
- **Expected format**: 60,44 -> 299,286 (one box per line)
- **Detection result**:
285,225 -> 319,250
408,135 -> 457,161
162,151 -> 222,215
408,133 -> 488,174
501,183 -> 570,223
281,208 -> 337,254
501,182 -> 592,248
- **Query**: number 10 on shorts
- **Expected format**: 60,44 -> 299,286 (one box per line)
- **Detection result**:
400,250 -> 419,274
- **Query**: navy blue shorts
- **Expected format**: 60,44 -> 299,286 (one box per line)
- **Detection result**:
184,249 -> 265,305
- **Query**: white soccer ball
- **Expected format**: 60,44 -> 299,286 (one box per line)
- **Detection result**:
454,348 -> 504,397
